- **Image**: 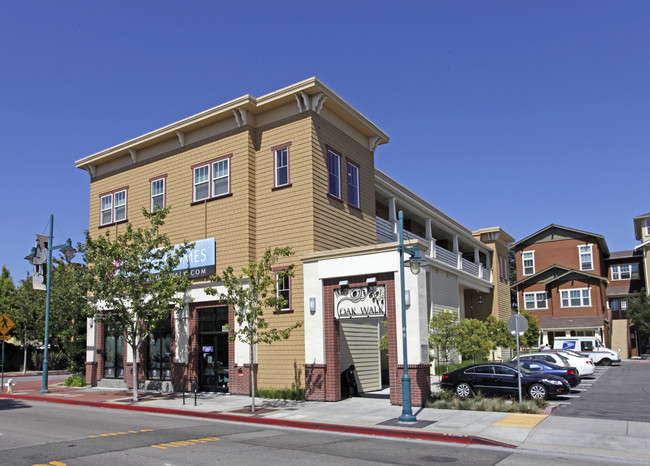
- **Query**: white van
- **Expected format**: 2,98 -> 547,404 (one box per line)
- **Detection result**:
552,337 -> 620,366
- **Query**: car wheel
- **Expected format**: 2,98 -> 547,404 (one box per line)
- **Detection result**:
528,383 -> 548,400
455,382 -> 472,398
600,358 -> 612,366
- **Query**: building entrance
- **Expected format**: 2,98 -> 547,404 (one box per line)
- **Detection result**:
198,306 -> 229,392
103,327 -> 124,379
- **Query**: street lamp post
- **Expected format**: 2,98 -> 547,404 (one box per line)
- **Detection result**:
397,210 -> 426,423
25,214 -> 76,393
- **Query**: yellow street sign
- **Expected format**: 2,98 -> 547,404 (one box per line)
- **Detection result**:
0,335 -> 10,341
0,313 -> 15,334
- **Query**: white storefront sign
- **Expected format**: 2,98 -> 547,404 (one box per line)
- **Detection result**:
334,284 -> 386,319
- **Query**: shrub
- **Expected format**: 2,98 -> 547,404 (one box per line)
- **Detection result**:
254,387 -> 306,401
64,373 -> 86,387
426,390 -> 546,413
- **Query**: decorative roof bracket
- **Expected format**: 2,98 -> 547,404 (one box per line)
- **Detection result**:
128,148 -> 138,163
232,107 -> 247,127
85,164 -> 96,179
175,131 -> 185,147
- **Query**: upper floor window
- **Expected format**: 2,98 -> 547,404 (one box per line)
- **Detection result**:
522,251 -> 535,276
150,176 -> 166,212
499,255 -> 508,280
560,288 -> 591,308
611,264 -> 639,281
193,155 -> 231,202
276,271 -> 291,311
645,219 -> 650,236
524,291 -> 547,310
327,150 -> 341,199
274,145 -> 290,188
347,162 -> 360,208
579,245 -> 593,271
100,188 -> 127,226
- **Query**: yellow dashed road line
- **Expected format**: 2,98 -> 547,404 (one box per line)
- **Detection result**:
152,437 -> 220,450
492,413 -> 547,428
89,429 -> 155,439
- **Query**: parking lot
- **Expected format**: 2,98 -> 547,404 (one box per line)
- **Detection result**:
553,360 -> 650,423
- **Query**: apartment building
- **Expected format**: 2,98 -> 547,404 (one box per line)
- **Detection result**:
75,78 -> 510,405
512,225 -> 610,346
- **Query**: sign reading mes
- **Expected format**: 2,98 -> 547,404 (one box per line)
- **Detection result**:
334,284 -> 386,319
168,238 -> 215,279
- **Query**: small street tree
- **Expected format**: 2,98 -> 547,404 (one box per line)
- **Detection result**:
205,246 -> 302,413
456,318 -> 492,363
80,207 -> 193,402
628,289 -> 650,353
428,310 -> 458,372
7,277 -> 45,372
485,315 -> 509,361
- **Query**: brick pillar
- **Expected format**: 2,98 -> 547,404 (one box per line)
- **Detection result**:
305,363 -> 327,401
230,363 -> 257,395
391,364 -> 431,407
85,361 -> 97,386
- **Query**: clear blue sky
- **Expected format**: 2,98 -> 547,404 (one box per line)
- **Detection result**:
2,1 -> 649,282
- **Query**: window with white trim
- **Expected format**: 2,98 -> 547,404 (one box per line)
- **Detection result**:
579,245 -> 593,271
274,146 -> 289,187
499,255 -> 508,280
523,291 -> 547,310
646,219 -> 650,236
611,264 -> 640,280
327,150 -> 341,199
212,159 -> 229,196
100,189 -> 127,226
151,177 -> 165,211
193,156 -> 231,202
560,288 -> 591,307
276,273 -> 291,310
522,251 -> 535,276
347,162 -> 359,208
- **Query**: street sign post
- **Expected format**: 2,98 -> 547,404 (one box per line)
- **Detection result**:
507,314 -> 528,404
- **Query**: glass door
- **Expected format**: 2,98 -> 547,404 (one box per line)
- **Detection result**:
104,328 -> 124,378
198,307 -> 229,392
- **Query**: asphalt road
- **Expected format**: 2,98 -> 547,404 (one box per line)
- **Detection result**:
0,399 -> 625,466
554,360 -> 650,423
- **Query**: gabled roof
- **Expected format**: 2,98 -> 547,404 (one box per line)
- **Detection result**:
635,239 -> 650,251
513,264 -> 608,287
511,224 -> 609,256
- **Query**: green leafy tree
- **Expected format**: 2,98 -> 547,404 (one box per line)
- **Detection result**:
428,310 -> 458,372
485,315 -> 509,361
205,246 -> 302,412
456,318 -> 492,363
80,207 -> 193,402
628,289 -> 650,348
507,310 -> 541,350
48,259 -> 91,372
0,266 -> 15,304
7,277 -> 45,372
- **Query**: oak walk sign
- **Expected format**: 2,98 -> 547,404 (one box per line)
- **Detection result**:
334,284 -> 386,319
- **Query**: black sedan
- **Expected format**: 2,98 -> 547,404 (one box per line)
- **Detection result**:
440,362 -> 571,400
512,358 -> 581,387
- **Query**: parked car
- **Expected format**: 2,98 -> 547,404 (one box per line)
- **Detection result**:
441,362 -> 571,400
511,358 -> 581,387
519,351 -> 595,376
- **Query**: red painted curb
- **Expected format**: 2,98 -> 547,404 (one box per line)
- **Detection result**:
0,393 -> 515,448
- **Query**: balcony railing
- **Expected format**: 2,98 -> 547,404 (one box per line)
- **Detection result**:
376,216 -> 492,283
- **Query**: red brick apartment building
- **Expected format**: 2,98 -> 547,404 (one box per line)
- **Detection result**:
512,224 -> 645,356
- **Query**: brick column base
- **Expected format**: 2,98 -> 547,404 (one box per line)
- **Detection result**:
172,363 -> 193,391
305,364 -> 327,401
229,363 -> 257,395
85,361 -> 98,386
390,364 -> 431,407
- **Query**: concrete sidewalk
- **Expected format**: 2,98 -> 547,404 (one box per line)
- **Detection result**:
1,374 -> 650,464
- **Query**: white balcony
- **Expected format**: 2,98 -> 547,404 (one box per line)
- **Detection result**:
376,216 -> 492,283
